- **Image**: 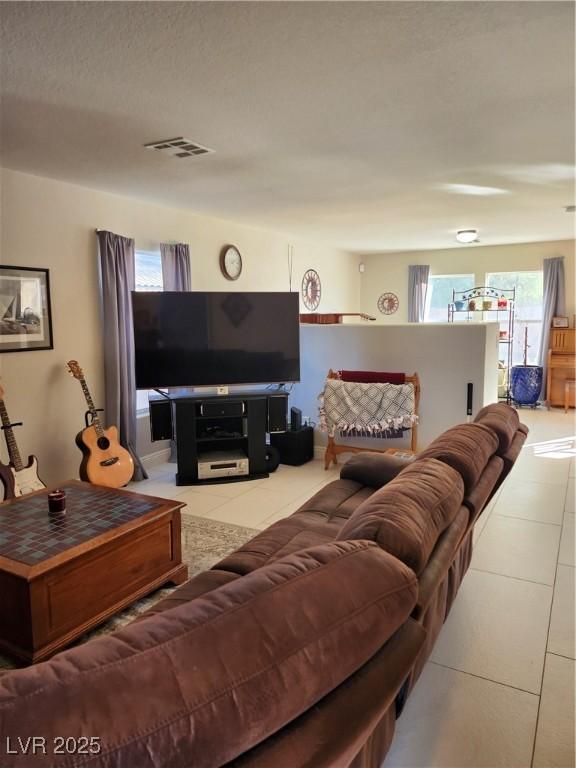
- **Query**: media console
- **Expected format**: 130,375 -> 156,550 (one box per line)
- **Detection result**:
149,391 -> 288,485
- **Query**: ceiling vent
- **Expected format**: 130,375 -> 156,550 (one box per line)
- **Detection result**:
144,137 -> 214,158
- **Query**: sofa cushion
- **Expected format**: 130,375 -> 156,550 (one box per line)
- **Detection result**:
337,458 -> 465,575
416,423 -> 499,493
340,452 -> 414,488
473,403 -> 521,454
215,479 -> 373,575
0,541 -> 417,768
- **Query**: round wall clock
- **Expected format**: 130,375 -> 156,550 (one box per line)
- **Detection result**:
302,269 -> 321,311
220,245 -> 243,281
377,292 -> 399,315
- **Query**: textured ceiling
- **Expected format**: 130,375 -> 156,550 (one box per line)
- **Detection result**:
1,1 -> 574,252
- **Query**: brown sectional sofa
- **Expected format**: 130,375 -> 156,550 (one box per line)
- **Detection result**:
0,403 -> 527,768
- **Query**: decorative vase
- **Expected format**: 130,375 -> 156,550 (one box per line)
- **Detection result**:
498,298 -> 508,309
483,300 -> 492,311
511,365 -> 543,406
455,300 -> 465,311
468,300 -> 476,311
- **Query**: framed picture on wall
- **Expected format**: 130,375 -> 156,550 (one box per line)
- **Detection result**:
0,266 -> 53,352
552,316 -> 569,329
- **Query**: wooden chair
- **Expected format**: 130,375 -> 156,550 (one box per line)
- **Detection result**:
323,369 -> 420,470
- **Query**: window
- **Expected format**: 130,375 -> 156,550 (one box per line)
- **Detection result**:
424,274 -> 475,322
135,252 -> 163,292
486,271 -> 543,365
135,252 -> 163,412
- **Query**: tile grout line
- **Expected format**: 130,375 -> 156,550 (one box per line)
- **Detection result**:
546,650 -> 576,662
492,512 -> 563,527
468,566 -> 553,588
428,661 -> 539,698
529,469 -> 567,768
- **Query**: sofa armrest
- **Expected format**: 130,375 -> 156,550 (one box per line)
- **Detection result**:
340,452 -> 414,488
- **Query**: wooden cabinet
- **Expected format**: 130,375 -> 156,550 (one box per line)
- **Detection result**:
547,329 -> 575,409
550,329 -> 575,352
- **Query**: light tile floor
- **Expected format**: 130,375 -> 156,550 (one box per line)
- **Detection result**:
133,407 -> 575,768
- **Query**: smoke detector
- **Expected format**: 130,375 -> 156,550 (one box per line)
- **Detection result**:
144,137 -> 214,158
565,205 -> 575,213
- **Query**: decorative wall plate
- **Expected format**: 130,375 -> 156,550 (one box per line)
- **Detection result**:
302,269 -> 321,311
219,245 -> 242,280
377,292 -> 399,315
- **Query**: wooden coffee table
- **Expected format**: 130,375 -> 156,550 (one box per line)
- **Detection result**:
0,480 -> 188,664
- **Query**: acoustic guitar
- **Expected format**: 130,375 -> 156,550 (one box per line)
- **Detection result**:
0,383 -> 46,499
67,360 -> 134,488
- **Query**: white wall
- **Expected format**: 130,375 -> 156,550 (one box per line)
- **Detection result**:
0,168 -> 360,483
360,240 -> 576,323
291,322 -> 499,451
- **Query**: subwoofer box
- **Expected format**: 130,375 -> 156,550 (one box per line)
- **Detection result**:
270,426 -> 314,466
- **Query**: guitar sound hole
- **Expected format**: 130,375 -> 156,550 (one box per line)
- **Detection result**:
97,437 -> 110,450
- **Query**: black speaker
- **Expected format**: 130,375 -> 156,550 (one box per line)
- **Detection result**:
267,395 -> 287,433
290,406 -> 302,431
149,400 -> 173,442
467,383 -> 473,416
270,426 -> 314,465
200,400 -> 244,418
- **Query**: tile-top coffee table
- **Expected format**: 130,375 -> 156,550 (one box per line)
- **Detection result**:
0,480 -> 188,664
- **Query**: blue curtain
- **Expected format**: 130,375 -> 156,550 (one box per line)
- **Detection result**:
408,265 -> 430,322
537,256 -> 566,398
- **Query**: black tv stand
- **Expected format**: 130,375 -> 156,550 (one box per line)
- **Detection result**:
149,390 -> 287,485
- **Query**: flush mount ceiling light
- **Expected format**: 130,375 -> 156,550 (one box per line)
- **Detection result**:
456,229 -> 479,244
437,183 -> 510,197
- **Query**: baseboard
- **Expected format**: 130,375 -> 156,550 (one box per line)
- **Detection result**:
141,447 -> 172,470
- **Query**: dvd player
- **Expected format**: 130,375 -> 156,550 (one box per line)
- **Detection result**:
197,449 -> 249,480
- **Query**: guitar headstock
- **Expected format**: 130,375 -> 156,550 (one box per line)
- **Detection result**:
67,360 -> 84,381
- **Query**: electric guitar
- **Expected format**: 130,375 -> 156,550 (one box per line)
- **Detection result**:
0,383 -> 45,499
67,360 -> 134,488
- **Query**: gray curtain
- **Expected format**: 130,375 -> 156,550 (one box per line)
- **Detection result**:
160,243 -> 191,291
160,242 -> 191,462
538,256 -> 566,399
97,230 -> 147,481
408,265 -> 430,322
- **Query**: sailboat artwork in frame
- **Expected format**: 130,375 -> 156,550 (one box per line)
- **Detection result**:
0,266 -> 53,352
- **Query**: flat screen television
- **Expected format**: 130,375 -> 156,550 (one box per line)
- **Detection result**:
133,291 -> 300,389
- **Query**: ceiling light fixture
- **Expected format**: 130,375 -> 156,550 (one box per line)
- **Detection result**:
456,230 -> 479,244
565,205 -> 575,213
438,183 -> 510,197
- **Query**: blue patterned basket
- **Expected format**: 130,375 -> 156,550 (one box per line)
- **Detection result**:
511,365 -> 543,405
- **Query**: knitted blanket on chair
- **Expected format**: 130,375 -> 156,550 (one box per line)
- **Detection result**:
319,378 -> 417,438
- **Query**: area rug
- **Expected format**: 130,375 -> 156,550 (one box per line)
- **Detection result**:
0,514 -> 257,672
